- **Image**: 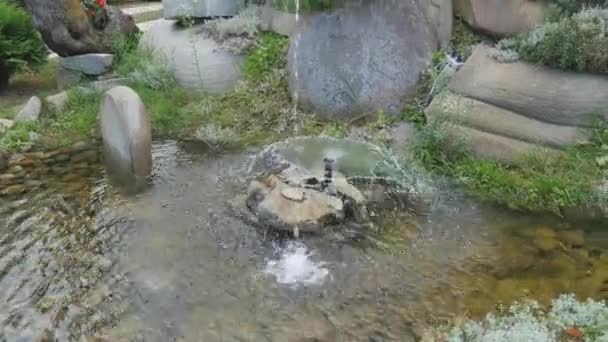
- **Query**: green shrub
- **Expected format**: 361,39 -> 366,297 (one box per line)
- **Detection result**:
0,1 -> 47,91
412,116 -> 606,215
492,7 -> 608,74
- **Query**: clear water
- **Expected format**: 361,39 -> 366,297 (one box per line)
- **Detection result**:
1,141 -> 605,341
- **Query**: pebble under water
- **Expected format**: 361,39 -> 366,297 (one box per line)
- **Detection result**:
0,141 -> 607,341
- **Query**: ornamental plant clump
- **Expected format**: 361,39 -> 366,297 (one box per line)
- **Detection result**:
0,1 -> 47,91
490,7 -> 608,74
443,294 -> 608,342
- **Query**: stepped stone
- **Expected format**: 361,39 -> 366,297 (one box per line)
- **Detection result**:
449,45 -> 608,127
426,91 -> 590,149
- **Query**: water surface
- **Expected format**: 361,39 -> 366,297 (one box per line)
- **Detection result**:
1,141 -> 606,341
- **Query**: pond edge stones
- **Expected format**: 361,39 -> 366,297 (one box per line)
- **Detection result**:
99,86 -> 152,190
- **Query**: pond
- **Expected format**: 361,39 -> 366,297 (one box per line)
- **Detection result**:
0,140 -> 606,341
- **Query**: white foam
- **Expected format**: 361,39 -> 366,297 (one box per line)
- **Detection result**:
264,242 -> 329,286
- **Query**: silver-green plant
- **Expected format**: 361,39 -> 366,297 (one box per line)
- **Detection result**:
203,5 -> 262,40
443,295 -> 608,342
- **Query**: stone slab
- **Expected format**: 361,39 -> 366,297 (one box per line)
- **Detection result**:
449,45 -> 608,127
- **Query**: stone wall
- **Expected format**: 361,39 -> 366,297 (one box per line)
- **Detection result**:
0,141 -> 101,197
426,44 -> 608,163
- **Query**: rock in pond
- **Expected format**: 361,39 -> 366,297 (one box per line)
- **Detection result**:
288,0 -> 439,121
241,136 -> 435,228
60,54 -> 114,76
99,86 -> 152,190
140,19 -> 245,93
246,176 -> 345,234
15,96 -> 42,123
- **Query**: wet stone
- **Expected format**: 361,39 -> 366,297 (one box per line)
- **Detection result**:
71,150 -> 98,163
61,173 -> 84,182
51,166 -> 69,175
0,173 -> 17,185
54,154 -> 71,162
7,165 -> 25,174
26,152 -> 46,160
25,180 -> 44,188
0,184 -> 27,196
71,141 -> 89,151
8,153 -> 25,165
558,230 -> 585,248
72,162 -> 90,169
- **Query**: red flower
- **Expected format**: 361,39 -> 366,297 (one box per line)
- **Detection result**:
96,0 -> 106,8
566,327 -> 583,338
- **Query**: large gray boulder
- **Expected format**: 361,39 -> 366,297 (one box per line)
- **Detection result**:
140,19 -> 245,93
100,86 -> 152,190
25,0 -> 138,57
288,0 -> 439,121
449,45 -> 608,127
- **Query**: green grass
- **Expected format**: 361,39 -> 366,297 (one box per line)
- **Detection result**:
0,120 -> 39,151
0,59 -> 60,120
244,32 -> 289,82
39,89 -> 102,147
412,117 -> 607,215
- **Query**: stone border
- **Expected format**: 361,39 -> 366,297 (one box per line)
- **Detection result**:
0,140 -> 101,196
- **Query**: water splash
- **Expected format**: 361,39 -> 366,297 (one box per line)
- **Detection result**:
263,241 -> 329,286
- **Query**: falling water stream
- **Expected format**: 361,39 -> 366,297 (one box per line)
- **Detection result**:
0,140 -> 606,341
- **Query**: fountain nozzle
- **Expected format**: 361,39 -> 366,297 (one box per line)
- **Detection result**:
322,157 -> 337,195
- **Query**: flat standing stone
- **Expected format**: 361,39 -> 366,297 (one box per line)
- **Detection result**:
60,54 -> 114,76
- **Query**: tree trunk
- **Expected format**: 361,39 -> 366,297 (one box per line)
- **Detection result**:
24,0 -> 139,57
0,66 -> 9,93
